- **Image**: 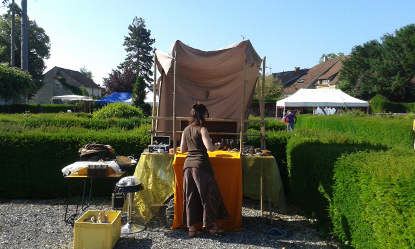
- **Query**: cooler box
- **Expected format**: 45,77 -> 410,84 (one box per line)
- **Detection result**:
73,210 -> 121,249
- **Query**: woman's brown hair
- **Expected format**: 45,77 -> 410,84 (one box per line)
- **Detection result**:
189,102 -> 209,127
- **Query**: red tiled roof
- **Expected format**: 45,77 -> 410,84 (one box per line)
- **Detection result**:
283,56 -> 349,94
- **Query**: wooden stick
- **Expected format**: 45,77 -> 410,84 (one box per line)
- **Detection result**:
240,63 -> 248,153
152,50 -> 157,143
261,57 -> 266,149
173,49 -> 177,153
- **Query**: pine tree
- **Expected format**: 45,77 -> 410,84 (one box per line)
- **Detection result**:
120,17 -> 155,87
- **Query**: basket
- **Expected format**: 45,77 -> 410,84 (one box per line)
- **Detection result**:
116,156 -> 136,166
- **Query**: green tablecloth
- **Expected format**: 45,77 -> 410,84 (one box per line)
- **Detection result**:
242,155 -> 287,213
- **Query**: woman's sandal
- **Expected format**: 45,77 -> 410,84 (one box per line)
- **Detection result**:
210,227 -> 226,236
189,229 -> 204,238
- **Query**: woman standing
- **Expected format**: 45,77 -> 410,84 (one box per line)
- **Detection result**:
180,103 -> 229,237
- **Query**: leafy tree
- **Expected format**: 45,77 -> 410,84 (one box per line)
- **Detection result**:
319,52 -> 344,63
264,74 -> 283,99
119,17 -> 155,87
80,66 -> 93,80
132,76 -> 147,106
0,62 -> 35,101
339,24 -> 415,102
103,66 -> 136,93
0,14 -> 50,99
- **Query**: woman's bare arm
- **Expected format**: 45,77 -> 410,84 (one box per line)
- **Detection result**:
180,133 -> 188,153
201,127 -> 220,152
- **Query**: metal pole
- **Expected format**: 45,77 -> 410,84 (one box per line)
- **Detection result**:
261,57 -> 266,149
240,63 -> 248,153
173,49 -> 177,153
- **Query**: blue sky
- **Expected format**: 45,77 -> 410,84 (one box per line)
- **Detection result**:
1,0 -> 414,86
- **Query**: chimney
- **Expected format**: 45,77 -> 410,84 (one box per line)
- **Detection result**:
323,56 -> 327,62
294,67 -> 300,76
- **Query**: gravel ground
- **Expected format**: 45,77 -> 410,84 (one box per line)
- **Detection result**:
0,197 -> 341,249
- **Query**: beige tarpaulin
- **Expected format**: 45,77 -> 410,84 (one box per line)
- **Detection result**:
155,40 -> 262,137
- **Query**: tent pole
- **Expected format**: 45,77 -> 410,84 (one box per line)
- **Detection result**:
240,63 -> 248,153
260,57 -> 266,149
152,49 -> 157,143
173,49 -> 177,153
156,76 -> 161,134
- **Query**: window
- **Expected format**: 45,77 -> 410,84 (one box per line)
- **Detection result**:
297,79 -> 305,83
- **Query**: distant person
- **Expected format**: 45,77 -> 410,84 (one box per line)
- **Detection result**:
37,104 -> 43,113
283,110 -> 297,131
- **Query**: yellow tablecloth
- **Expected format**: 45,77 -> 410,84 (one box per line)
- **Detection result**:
172,150 -> 243,231
131,152 -> 175,225
242,155 -> 287,213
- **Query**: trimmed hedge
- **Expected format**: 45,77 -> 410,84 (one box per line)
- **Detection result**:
285,131 -> 387,233
370,94 -> 415,113
0,114 -> 150,130
297,114 -> 415,149
331,148 -> 415,248
0,104 -> 75,114
0,125 -> 151,199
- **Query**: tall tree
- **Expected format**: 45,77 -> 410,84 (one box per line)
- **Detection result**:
20,0 -> 27,72
103,66 -> 136,93
339,24 -> 415,102
1,0 -> 20,67
0,14 -> 50,99
80,66 -> 93,79
119,17 -> 155,87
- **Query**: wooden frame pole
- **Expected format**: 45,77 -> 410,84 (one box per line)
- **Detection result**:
240,63 -> 248,153
261,57 -> 266,149
152,50 -> 157,142
173,49 -> 177,153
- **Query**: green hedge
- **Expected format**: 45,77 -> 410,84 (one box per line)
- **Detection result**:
0,113 -> 150,130
247,117 -> 286,132
0,125 -> 151,199
297,114 -> 414,149
0,104 -> 76,114
331,148 -> 415,248
285,130 -> 387,234
371,94 -> 415,113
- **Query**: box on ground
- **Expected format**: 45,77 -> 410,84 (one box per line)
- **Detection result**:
73,210 -> 121,249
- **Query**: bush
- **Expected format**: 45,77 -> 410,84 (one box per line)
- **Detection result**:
286,131 -> 387,234
93,102 -> 144,119
331,148 -> 415,248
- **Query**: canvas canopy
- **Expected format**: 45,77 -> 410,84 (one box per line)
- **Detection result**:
276,89 -> 369,109
95,92 -> 131,104
155,40 -> 262,133
52,95 -> 93,101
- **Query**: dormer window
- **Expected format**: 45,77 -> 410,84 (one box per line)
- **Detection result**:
319,79 -> 329,85
297,79 -> 305,83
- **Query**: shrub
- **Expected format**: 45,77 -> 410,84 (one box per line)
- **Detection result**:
331,148 -> 415,248
93,102 -> 144,119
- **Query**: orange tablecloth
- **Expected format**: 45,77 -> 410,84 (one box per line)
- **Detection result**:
172,150 -> 243,231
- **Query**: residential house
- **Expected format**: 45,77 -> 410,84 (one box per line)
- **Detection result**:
277,56 -> 349,97
30,66 -> 103,104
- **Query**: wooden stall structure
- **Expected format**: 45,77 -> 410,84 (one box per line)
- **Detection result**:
148,40 -> 268,151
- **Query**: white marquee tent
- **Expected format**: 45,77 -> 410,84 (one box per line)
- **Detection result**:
276,89 -> 369,114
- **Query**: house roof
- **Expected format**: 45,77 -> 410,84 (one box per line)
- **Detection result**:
282,55 -> 349,95
53,66 -> 100,89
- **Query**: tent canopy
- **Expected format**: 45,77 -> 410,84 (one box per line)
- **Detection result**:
52,95 -> 93,101
155,40 -> 262,133
95,92 -> 131,104
276,89 -> 369,108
